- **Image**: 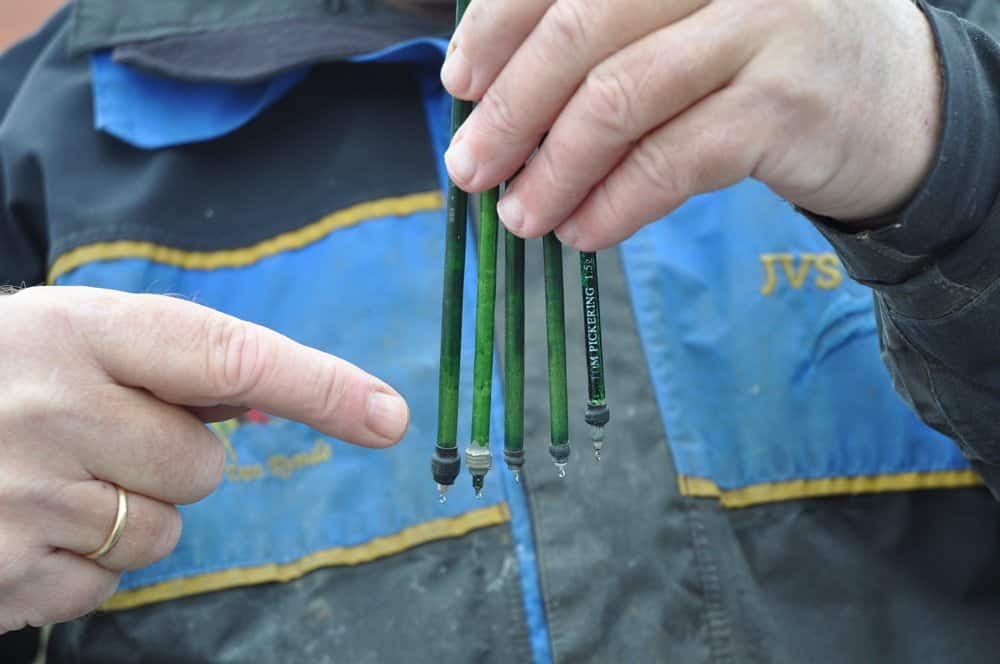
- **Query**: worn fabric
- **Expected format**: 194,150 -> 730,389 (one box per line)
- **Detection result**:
807,0 -> 1000,493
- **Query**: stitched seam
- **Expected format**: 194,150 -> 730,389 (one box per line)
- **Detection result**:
921,355 -> 992,460
73,4 -> 330,51
881,311 -> 996,463
529,479 -> 560,663
930,266 -> 979,297
513,474 -> 550,664
925,359 -> 1000,465
852,234 -> 927,263
502,545 -> 536,664
885,268 -> 1000,322
685,502 -> 735,664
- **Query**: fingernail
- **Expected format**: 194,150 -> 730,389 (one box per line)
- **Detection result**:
497,193 -> 524,232
366,391 -> 409,442
445,141 -> 476,185
440,47 -> 472,94
556,220 -> 579,247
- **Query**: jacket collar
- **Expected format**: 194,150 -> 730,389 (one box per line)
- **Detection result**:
70,0 -> 451,83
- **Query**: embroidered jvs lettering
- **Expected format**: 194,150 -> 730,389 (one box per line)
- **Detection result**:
759,253 -> 843,296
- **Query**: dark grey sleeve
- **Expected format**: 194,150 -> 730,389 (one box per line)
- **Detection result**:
0,16 -> 62,287
0,174 -> 46,287
807,1 -> 1000,492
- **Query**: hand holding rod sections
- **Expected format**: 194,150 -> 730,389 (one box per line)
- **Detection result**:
435,36 -> 613,493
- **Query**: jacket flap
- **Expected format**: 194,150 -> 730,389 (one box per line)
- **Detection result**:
71,0 -> 450,83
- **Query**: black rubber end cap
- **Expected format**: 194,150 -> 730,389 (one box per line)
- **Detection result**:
431,445 -> 461,486
585,403 -> 610,426
548,443 -> 571,463
503,448 -> 525,469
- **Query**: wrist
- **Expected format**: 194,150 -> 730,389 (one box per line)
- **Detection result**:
823,0 -> 943,224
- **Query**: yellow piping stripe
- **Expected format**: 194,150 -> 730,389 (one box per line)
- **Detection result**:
48,190 -> 445,283
101,503 -> 510,612
678,470 -> 983,509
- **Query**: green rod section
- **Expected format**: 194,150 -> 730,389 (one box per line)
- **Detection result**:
471,187 -> 500,446
543,232 -> 570,476
580,251 -> 611,461
580,252 -> 607,405
432,0 -> 473,498
467,186 -> 501,495
503,226 -> 525,479
435,127 -> 471,449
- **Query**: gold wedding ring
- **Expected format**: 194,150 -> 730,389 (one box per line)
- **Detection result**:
85,485 -> 128,560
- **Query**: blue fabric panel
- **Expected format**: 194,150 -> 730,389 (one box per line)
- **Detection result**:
89,38 -> 447,150
56,208 -> 512,587
90,51 -> 309,149
619,180 -> 969,491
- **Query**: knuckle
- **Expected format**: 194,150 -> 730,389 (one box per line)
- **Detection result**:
661,46 -> 702,104
755,62 -> 814,111
30,290 -> 85,343
30,479 -> 77,527
575,186 -> 629,252
123,501 -> 182,568
200,439 -> 227,496
544,1 -> 591,52
582,66 -> 637,139
180,440 -> 225,504
204,315 -> 265,400
480,81 -> 523,140
524,144 -> 590,228
532,146 -> 574,200
154,429 -> 225,504
631,139 -> 686,202
595,186 -> 628,239
141,436 -> 189,494
148,506 -> 182,563
315,361 -> 349,424
706,124 -> 749,180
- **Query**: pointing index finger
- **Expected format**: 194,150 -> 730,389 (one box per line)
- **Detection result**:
90,292 -> 409,448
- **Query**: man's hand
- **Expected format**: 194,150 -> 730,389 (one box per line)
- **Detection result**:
0,286 -> 409,633
441,0 -> 942,250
